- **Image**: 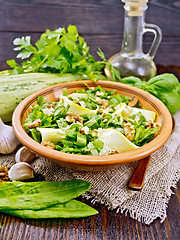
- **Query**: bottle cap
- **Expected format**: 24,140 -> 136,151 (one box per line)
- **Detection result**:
122,0 -> 148,16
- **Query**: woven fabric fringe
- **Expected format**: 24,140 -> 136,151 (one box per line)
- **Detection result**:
0,110 -> 180,225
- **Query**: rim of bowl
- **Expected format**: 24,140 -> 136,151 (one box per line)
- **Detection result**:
12,80 -> 173,166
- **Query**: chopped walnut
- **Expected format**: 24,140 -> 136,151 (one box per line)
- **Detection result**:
97,98 -> 109,109
145,120 -> 154,129
146,121 -> 161,137
154,123 -> 161,136
0,172 -> 6,177
146,120 -> 161,129
128,97 -> 139,107
108,150 -> 119,155
46,104 -> 54,109
28,119 -> 41,129
102,112 -> 106,118
93,129 -> 98,133
98,107 -> 112,115
0,165 -> 9,182
41,140 -> 55,149
65,114 -> 75,123
65,112 -> 84,124
97,108 -> 104,114
79,126 -> 90,135
122,122 -> 135,141
102,119 -> 108,123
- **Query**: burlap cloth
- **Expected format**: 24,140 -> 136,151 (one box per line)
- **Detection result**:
1,110 -> 180,225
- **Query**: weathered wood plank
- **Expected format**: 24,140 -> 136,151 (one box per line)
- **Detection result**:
0,0 -> 179,238
166,181 -> 180,240
0,0 -> 179,36
0,0 -> 124,34
0,191 -> 179,240
0,141 -> 179,240
0,0 -> 179,70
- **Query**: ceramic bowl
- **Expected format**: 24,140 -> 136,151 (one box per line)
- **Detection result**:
12,80 -> 172,171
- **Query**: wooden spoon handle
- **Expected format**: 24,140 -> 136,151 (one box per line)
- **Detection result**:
128,115 -> 175,191
127,155 -> 151,190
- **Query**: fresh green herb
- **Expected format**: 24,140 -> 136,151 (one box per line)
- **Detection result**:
3,25 -> 179,118
29,128 -> 41,143
76,132 -> 87,147
2,200 -> 98,219
24,86 -> 159,155
37,95 -> 46,105
97,47 -> 121,81
0,180 -> 98,219
133,127 -> 159,146
120,73 -> 180,114
0,180 -> 90,210
63,88 -> 68,96
7,25 -> 120,81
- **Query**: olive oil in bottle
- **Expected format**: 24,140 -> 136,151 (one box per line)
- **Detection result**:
105,0 -> 162,81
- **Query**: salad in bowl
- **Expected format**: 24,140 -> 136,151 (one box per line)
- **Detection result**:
12,80 -> 172,171
24,85 -> 160,156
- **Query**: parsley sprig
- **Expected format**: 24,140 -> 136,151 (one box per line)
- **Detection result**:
7,25 -> 120,81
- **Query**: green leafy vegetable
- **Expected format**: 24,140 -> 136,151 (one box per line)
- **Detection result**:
3,25 -> 180,115
0,180 -> 91,210
7,25 -> 120,81
1,200 -> 98,219
145,74 -> 180,114
76,132 -> 87,147
24,86 -> 159,155
120,73 -> 180,114
133,126 -> 159,146
97,47 -> 121,81
29,128 -> 41,143
0,180 -> 98,219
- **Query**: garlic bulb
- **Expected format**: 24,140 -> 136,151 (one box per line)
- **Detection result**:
8,162 -> 34,181
0,118 -> 20,154
15,146 -> 36,163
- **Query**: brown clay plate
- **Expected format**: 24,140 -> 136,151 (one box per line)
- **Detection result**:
12,80 -> 172,171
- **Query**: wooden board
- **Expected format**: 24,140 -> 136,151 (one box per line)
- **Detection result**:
0,0 -> 180,70
0,2 -> 180,239
0,181 -> 179,240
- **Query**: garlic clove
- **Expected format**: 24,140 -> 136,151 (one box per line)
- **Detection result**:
0,118 -> 20,154
15,146 -> 36,163
8,162 -> 34,182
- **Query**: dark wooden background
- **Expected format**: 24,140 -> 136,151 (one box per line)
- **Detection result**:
0,0 -> 180,71
0,181 -> 180,240
0,1 -> 180,239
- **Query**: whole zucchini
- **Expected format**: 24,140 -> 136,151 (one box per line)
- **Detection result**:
0,72 -> 105,122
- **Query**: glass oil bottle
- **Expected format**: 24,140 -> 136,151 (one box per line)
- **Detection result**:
105,0 -> 162,81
